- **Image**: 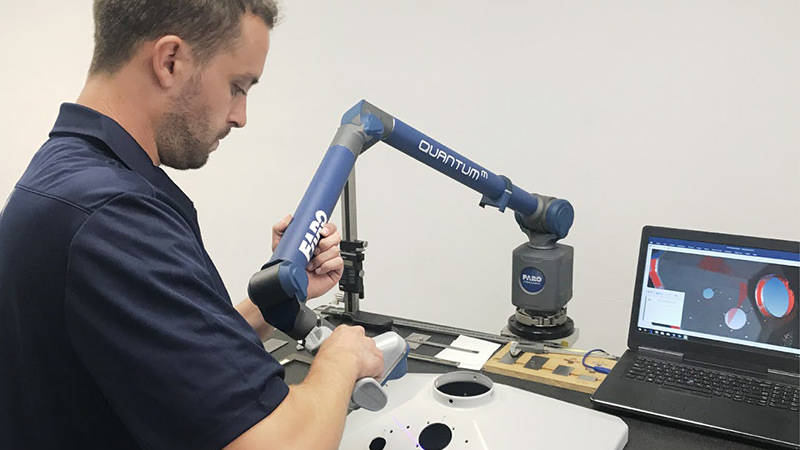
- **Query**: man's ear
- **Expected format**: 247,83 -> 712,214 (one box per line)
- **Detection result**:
151,35 -> 192,89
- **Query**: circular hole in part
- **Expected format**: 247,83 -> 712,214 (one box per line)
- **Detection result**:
418,423 -> 452,450
437,381 -> 491,397
369,437 -> 386,450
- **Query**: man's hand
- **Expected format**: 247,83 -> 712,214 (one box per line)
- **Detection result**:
272,214 -> 344,299
315,325 -> 384,381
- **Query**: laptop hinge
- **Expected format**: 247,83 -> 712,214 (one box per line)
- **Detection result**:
638,346 -> 683,361
768,368 -> 800,379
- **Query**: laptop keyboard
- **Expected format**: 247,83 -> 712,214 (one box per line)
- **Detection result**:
627,357 -> 799,411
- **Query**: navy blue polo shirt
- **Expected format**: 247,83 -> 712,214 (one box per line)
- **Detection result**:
0,103 -> 289,449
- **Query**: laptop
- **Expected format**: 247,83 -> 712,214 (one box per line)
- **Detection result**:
591,226 -> 800,448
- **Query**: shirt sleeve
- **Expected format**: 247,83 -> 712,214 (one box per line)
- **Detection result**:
64,192 -> 288,450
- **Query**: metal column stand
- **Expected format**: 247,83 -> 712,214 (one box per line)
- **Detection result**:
332,168 -> 394,331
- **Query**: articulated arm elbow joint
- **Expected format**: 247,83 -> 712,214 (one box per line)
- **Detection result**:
247,259 -> 316,340
331,100 -> 396,157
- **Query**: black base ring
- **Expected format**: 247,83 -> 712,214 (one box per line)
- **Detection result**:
507,314 -> 575,340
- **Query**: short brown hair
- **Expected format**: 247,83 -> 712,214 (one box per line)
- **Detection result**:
90,0 -> 279,74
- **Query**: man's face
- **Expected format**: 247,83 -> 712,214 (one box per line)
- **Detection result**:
156,14 -> 270,170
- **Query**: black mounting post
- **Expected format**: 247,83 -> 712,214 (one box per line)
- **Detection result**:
332,168 -> 393,332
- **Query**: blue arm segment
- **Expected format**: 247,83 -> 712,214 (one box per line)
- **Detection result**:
269,145 -> 357,273
384,119 -> 539,216
248,146 -> 360,334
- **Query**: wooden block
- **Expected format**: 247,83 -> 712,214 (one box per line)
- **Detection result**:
482,343 -> 616,394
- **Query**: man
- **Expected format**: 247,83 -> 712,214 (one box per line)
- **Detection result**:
0,1 -> 383,449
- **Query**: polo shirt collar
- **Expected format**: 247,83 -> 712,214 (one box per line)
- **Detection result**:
49,103 -> 196,217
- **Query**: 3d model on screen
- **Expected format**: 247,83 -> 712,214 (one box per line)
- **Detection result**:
647,251 -> 798,349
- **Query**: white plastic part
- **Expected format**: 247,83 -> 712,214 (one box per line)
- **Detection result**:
432,371 -> 494,409
341,372 -> 628,449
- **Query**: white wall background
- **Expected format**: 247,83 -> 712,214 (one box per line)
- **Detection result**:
1,1 -> 798,355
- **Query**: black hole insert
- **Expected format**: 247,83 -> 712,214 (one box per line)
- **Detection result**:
369,437 -> 386,450
418,423 -> 452,450
438,381 -> 490,397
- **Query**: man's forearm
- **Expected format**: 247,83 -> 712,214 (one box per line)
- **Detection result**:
279,354 -> 357,448
235,298 -> 274,341
224,354 -> 358,449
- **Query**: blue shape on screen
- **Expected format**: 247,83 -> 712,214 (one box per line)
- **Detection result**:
763,277 -> 791,317
703,288 -> 714,299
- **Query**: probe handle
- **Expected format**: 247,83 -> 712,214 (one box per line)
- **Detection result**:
350,331 -> 409,411
305,326 -> 409,412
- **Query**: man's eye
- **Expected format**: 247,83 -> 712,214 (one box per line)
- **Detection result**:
231,84 -> 246,96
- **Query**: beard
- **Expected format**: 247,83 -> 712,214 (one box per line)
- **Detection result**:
155,76 -> 230,170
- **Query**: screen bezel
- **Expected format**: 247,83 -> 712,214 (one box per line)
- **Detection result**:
628,226 -> 800,374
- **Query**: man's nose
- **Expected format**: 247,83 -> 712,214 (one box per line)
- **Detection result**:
228,98 -> 247,128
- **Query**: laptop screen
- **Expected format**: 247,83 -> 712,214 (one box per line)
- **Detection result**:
636,236 -> 800,356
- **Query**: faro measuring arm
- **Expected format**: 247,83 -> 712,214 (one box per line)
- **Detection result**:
248,100 -> 574,410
